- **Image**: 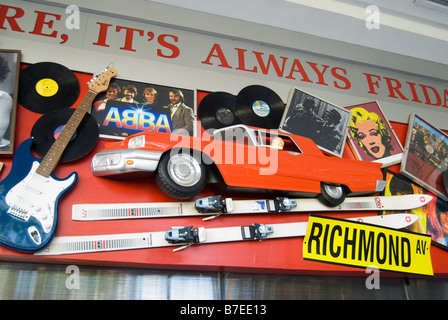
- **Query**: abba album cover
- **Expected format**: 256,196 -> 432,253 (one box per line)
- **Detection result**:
90,77 -> 196,139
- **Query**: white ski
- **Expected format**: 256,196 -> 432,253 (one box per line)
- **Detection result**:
36,213 -> 418,255
72,194 -> 432,221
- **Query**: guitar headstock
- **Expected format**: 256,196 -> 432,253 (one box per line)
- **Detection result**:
88,66 -> 117,93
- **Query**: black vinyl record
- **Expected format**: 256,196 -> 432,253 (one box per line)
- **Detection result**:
235,85 -> 284,129
19,62 -> 80,114
198,92 -> 242,130
31,108 -> 99,162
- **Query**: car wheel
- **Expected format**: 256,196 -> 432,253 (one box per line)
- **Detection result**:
156,150 -> 206,199
318,183 -> 346,207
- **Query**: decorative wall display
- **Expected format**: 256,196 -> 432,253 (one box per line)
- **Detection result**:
0,49 -> 20,154
346,101 -> 403,167
279,87 -> 351,157
383,169 -> 448,251
400,113 -> 448,201
90,77 -> 196,139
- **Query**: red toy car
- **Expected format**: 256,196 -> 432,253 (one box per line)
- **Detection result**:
91,125 -> 386,206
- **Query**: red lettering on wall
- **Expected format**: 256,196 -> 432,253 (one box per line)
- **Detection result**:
285,59 -> 313,83
201,43 -> 232,68
444,90 -> 448,108
0,5 -> 25,32
253,51 -> 288,77
116,25 -> 144,52
235,48 -> 257,73
29,10 -> 61,38
406,82 -> 423,103
331,67 -> 351,90
384,77 -> 409,100
157,34 -> 179,58
307,62 -> 330,86
93,22 -> 112,47
363,73 -> 381,94
420,85 -> 441,106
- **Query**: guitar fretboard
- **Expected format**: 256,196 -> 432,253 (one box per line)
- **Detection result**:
35,90 -> 97,177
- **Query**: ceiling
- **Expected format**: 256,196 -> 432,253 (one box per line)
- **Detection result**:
149,0 -> 448,68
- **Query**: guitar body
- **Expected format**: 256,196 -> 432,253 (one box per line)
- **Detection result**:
0,138 -> 77,252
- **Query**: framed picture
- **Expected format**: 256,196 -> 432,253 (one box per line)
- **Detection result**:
279,87 -> 350,157
0,49 -> 21,154
346,101 -> 403,167
90,77 -> 196,139
382,169 -> 448,251
400,113 -> 448,201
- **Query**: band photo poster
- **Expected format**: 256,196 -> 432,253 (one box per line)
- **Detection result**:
346,101 -> 403,167
0,49 -> 21,154
279,87 -> 351,157
401,113 -> 448,201
90,77 -> 196,139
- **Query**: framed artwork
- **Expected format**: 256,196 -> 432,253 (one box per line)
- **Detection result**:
400,113 -> 448,201
0,49 -> 21,154
279,87 -> 350,157
382,169 -> 448,251
90,77 -> 196,139
346,101 -> 403,167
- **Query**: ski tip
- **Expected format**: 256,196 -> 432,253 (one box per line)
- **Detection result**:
413,194 -> 433,206
395,213 -> 419,226
379,213 -> 419,229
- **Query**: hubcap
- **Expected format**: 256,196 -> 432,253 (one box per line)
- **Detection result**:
167,154 -> 202,187
323,184 -> 343,199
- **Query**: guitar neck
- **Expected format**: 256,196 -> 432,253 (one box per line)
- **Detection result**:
36,90 -> 97,177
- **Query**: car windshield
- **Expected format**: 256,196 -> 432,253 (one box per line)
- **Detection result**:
212,125 -> 302,153
253,130 -> 302,153
212,125 -> 257,146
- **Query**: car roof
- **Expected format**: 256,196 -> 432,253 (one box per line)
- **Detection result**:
212,124 -> 323,154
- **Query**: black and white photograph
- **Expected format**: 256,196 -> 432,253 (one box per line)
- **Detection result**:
279,87 -> 351,157
0,49 -> 20,154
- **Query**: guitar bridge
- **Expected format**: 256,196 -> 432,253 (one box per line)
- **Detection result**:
8,205 -> 30,221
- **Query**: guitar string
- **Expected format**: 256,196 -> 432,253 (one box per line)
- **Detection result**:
9,92 -> 97,224
7,68 -> 115,230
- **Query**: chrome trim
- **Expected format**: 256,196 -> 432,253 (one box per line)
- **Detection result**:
91,149 -> 163,176
375,180 -> 387,192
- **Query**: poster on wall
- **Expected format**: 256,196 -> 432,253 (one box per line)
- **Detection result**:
90,77 -> 196,139
279,87 -> 350,157
400,113 -> 448,201
0,49 -> 20,155
382,169 -> 448,251
346,101 -> 403,167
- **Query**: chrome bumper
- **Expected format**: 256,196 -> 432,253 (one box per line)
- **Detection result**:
375,180 -> 387,192
91,149 -> 163,176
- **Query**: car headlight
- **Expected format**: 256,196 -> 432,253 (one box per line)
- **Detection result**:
128,135 -> 145,149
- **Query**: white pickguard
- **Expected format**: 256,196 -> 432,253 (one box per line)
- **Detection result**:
5,161 -> 76,234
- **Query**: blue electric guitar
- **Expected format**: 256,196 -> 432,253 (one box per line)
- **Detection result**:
0,66 -> 116,252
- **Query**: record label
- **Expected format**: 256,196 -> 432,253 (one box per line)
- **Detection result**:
252,100 -> 270,117
54,124 -> 77,141
236,85 -> 284,129
215,107 -> 235,126
19,62 -> 80,114
35,78 -> 59,97
198,91 -> 242,130
31,108 -> 99,162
